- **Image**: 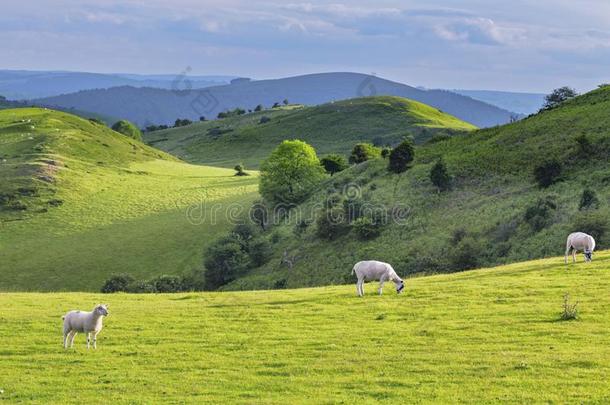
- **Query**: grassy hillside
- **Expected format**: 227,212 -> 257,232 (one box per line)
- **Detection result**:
0,108 -> 258,291
224,87 -> 610,290
1,252 -> 609,403
144,96 -> 476,168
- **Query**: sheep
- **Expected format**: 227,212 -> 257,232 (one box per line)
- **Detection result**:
352,260 -> 404,297
565,232 -> 596,264
62,304 -> 109,349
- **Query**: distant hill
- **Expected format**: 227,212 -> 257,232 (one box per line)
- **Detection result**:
453,89 -> 546,115
144,96 -> 476,168
219,87 -> 610,291
36,72 -> 519,128
0,70 -> 235,99
0,108 -> 257,291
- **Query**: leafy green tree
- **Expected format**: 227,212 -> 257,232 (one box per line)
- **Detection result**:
259,140 -> 326,204
349,143 -> 381,164
111,120 -> 142,141
430,158 -> 452,191
320,154 -> 348,176
542,87 -> 578,110
388,140 -> 415,173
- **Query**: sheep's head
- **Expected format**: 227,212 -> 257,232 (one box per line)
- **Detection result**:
584,250 -> 593,262
94,304 -> 109,316
395,280 -> 405,294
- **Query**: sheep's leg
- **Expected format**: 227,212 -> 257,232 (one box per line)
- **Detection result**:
69,332 -> 77,348
93,332 -> 98,349
573,250 -> 577,263
63,332 -> 69,349
565,246 -> 571,265
86,333 -> 91,349
378,276 -> 386,295
357,278 -> 364,297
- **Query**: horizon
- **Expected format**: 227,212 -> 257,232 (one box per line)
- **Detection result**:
2,1 -> 609,93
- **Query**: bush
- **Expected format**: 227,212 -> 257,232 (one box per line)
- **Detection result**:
316,208 -> 347,240
320,154 -> 348,176
388,140 -> 415,174
259,116 -> 271,124
579,188 -> 600,210
449,236 -> 483,271
524,196 -> 557,231
380,147 -> 391,158
101,273 -> 135,293
234,164 -> 248,176
294,219 -> 311,236
349,143 -> 381,164
430,158 -> 452,191
254,104 -> 264,112
575,134 -> 593,157
173,118 -> 193,127
111,120 -> 142,141
249,238 -> 273,267
203,237 -> 250,290
353,216 -> 382,240
151,275 -> 184,293
534,160 -> 562,188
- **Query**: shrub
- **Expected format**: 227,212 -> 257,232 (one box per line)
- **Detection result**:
449,236 -> 483,271
151,275 -> 184,293
320,154 -> 348,176
249,238 -> 273,267
430,158 -> 452,191
254,104 -> 264,112
575,134 -> 593,157
560,294 -> 579,321
534,160 -> 562,188
353,216 -> 382,240
388,140 -> 415,174
579,188 -> 600,210
88,118 -> 105,126
232,223 -> 257,245
101,273 -> 135,293
294,219 -> 311,236
316,208 -> 347,240
380,147 -> 391,159
173,118 -> 193,127
524,196 -> 557,231
349,143 -> 381,164
203,237 -> 250,290
111,120 -> 142,141
259,116 -> 271,124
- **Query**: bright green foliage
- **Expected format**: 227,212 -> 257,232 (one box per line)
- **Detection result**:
259,140 -> 326,204
2,253 -> 610,402
111,119 -> 142,141
320,154 -> 348,175
430,158 -> 452,191
349,143 -> 381,164
0,108 -> 258,291
143,96 -> 475,168
388,140 -> 415,173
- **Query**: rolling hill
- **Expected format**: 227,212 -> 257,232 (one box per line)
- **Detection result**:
36,72 -> 519,128
143,96 -> 476,169
0,108 -> 258,291
1,252 -> 610,402
0,70 -> 235,99
219,86 -> 610,291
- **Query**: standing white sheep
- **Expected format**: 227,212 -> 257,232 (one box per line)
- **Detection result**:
565,232 -> 596,264
352,260 -> 405,297
62,304 -> 109,349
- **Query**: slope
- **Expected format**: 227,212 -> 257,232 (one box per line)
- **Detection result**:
0,108 -> 258,291
1,252 -> 610,402
144,96 -> 476,168
36,72 -> 518,127
223,86 -> 610,290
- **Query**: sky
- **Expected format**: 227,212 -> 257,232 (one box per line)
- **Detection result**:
2,0 -> 609,92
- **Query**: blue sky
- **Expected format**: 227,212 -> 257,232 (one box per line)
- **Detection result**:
2,0 -> 609,92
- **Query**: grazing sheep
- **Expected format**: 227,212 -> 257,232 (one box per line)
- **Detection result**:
352,260 -> 404,297
565,232 -> 596,264
62,304 -> 109,349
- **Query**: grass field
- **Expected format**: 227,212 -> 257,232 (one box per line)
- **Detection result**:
1,252 -> 609,403
0,108 -> 258,291
144,96 -> 475,168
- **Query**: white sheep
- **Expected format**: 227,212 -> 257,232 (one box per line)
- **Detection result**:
565,232 -> 596,264
352,260 -> 405,296
62,304 -> 109,349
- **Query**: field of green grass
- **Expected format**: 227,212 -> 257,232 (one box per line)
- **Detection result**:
144,96 -> 475,168
0,108 -> 258,291
1,252 -> 609,403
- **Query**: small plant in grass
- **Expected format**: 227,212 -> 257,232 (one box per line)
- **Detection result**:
560,293 -> 579,321
234,163 -> 249,176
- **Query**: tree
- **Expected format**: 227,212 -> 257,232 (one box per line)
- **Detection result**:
388,140 -> 415,174
349,143 -> 381,164
254,104 -> 264,112
542,87 -> 578,110
320,154 -> 348,176
430,159 -> 452,191
283,99 -> 289,105
534,160 -> 562,188
234,164 -> 248,176
259,140 -> 326,204
272,102 -> 281,108
111,120 -> 142,141
259,116 -> 271,124
203,236 -> 250,290
199,116 -> 206,121
579,188 -> 600,210
174,118 -> 192,127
